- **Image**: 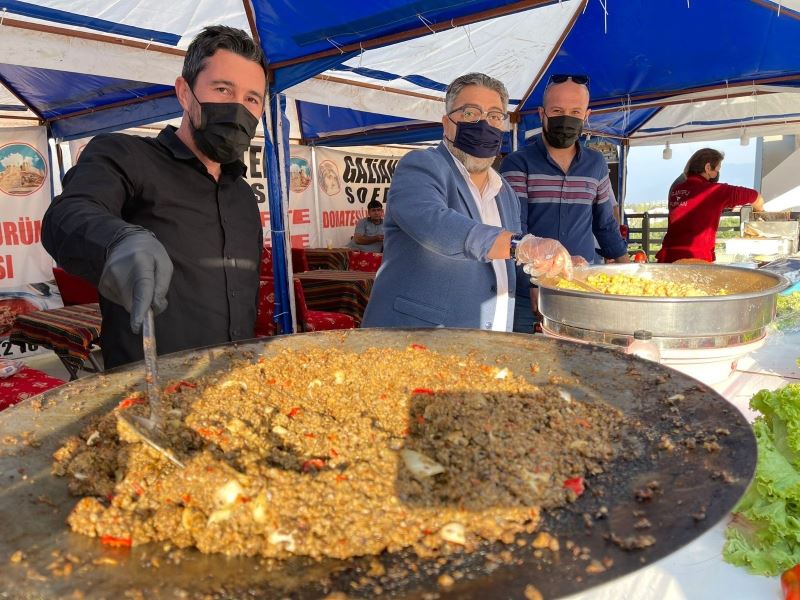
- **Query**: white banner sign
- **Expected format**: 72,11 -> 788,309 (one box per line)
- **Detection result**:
314,146 -> 402,248
246,143 -> 318,248
0,126 -> 59,358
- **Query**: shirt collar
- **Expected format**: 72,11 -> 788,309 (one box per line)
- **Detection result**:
157,125 -> 248,178
443,143 -> 503,198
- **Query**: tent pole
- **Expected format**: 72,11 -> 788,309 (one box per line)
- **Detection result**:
618,140 -> 629,214
310,145 -> 323,246
512,123 -> 518,152
264,89 -> 295,334
274,93 -> 298,333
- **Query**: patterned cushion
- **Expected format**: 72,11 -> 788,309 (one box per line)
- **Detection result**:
0,367 -> 65,412
259,245 -> 273,278
305,310 -> 356,331
347,250 -> 382,272
255,277 -> 277,336
293,279 -> 356,332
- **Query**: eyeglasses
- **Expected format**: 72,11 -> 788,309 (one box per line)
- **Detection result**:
547,73 -> 590,86
448,104 -> 509,126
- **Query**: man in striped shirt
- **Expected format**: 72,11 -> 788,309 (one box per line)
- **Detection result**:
501,74 -> 628,333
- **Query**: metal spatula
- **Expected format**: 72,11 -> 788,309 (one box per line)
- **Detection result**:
117,308 -> 185,468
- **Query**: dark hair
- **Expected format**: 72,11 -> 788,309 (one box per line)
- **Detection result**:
182,25 -> 267,89
367,200 -> 383,210
445,73 -> 509,114
685,148 -> 724,176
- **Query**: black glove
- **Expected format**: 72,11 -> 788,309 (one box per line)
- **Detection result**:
98,227 -> 173,333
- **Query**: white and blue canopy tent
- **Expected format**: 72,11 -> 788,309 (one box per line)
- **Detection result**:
2,0 -> 800,333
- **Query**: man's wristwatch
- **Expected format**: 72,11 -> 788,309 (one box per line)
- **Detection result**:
509,233 -> 525,260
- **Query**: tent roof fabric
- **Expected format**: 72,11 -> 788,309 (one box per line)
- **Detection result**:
1,0 -> 800,144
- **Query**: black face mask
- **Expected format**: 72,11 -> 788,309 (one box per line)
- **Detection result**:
447,117 -> 504,158
543,115 -> 584,149
188,88 -> 259,164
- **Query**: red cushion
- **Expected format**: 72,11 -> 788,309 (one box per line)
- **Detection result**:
291,247 -> 309,273
347,250 -> 382,272
255,277 -> 276,337
0,367 -> 65,412
305,311 -> 356,331
53,267 -> 99,305
260,246 -> 273,278
292,278 -> 356,332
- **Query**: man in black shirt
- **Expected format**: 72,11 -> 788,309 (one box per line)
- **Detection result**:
42,26 -> 266,369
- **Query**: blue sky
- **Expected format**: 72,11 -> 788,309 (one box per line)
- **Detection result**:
626,138 -> 757,205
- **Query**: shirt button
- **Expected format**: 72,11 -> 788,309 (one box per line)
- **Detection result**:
231,328 -> 239,336
231,290 -> 238,297
485,321 -> 492,328
490,285 -> 497,293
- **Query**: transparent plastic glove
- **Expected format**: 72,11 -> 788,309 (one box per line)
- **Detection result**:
516,235 -> 574,280
571,255 -> 590,269
99,228 -> 174,334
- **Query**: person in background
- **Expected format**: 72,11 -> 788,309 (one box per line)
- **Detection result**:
348,199 -> 385,252
501,74 -> 628,333
362,72 -> 576,332
42,26 -> 266,369
656,148 -> 764,263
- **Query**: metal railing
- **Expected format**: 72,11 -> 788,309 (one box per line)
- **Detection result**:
626,210 -> 741,258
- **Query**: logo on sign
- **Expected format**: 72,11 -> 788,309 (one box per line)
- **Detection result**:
318,160 -> 341,196
0,143 -> 47,197
289,156 -> 311,193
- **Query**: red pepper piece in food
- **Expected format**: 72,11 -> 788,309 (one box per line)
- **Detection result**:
301,458 -> 326,473
100,535 -> 132,548
116,395 -> 146,410
782,565 -> 800,600
287,407 -> 301,418
164,380 -> 197,394
412,388 -> 434,396
563,477 -> 585,496
410,344 -> 427,350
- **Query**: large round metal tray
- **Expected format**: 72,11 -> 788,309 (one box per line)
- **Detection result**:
0,329 -> 755,599
538,263 -> 788,349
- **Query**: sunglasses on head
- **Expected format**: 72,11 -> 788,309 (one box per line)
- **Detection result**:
548,74 -> 590,86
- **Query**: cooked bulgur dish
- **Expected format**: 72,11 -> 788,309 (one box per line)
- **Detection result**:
53,345 -> 627,560
557,272 -> 727,297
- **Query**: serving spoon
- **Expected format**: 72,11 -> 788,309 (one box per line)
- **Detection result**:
117,308 -> 185,468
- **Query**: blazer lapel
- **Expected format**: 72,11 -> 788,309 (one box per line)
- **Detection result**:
495,181 -> 516,231
435,143 -> 480,221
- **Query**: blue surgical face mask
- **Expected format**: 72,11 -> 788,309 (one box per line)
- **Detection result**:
447,117 -> 503,158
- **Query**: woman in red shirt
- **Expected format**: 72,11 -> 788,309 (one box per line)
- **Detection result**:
656,148 -> 764,263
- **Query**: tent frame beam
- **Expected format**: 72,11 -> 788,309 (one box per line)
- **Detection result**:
268,0 -> 557,71
310,74 -> 443,103
45,90 -> 176,124
514,0 -> 588,116
1,16 -> 185,56
518,74 -> 800,117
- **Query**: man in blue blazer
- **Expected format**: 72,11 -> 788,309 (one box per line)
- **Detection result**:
362,73 -> 574,332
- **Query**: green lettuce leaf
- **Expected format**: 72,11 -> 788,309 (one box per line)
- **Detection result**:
723,385 -> 800,576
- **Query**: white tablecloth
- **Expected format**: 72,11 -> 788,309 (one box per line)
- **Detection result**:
565,329 -> 800,600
